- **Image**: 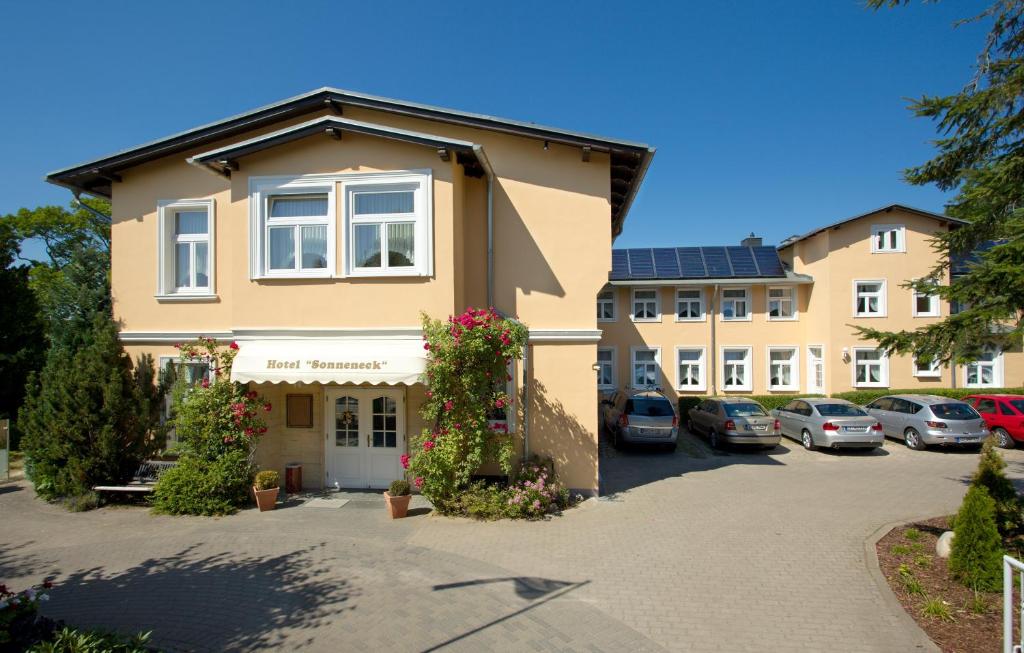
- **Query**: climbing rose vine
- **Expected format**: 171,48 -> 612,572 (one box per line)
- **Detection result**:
406,308 -> 528,513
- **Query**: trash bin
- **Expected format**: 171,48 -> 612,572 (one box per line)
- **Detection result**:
285,463 -> 302,494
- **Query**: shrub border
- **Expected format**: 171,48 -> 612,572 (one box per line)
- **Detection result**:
677,388 -> 1024,415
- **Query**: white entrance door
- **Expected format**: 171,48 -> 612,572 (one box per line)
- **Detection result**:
807,346 -> 825,394
325,388 -> 405,489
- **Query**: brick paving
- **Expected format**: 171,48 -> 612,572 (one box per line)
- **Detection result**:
3,433 -> 1021,651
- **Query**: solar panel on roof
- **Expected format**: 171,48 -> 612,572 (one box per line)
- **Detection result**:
701,247 -> 733,277
677,248 -> 707,278
726,247 -> 758,276
652,248 -> 680,278
610,250 -> 629,280
752,246 -> 785,277
627,249 -> 655,278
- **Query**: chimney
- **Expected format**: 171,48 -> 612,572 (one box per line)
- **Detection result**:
741,232 -> 762,248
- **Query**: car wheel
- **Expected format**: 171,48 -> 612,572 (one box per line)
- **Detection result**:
709,430 -> 720,450
801,430 -> 816,451
994,428 -> 1014,449
904,428 -> 926,451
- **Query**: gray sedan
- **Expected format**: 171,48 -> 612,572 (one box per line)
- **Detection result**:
687,397 -> 781,449
771,398 -> 884,451
864,394 -> 989,450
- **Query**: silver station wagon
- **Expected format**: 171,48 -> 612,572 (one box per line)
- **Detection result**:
864,394 -> 989,450
601,390 -> 679,450
771,398 -> 884,451
687,397 -> 781,449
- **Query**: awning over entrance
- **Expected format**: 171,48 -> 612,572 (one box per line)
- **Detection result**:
230,339 -> 427,385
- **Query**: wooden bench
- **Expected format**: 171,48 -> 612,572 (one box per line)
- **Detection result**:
93,460 -> 177,494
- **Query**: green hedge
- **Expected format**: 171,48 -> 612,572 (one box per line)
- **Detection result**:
678,387 -> 1024,415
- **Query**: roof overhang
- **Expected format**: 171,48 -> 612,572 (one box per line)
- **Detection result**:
777,204 -> 968,250
187,116 -> 485,178
46,87 -> 654,234
607,271 -> 814,286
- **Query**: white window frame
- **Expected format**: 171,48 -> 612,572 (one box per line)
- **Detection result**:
767,286 -> 797,321
343,174 -> 432,277
720,346 -> 753,392
597,289 -> 617,323
597,347 -> 617,390
156,199 -> 215,299
251,176 -> 336,279
870,224 -> 906,253
720,286 -> 752,322
911,280 -> 940,318
766,346 -> 800,391
675,346 -> 707,392
158,356 -> 213,449
852,347 -> 889,388
631,288 -> 661,322
630,346 -> 661,389
963,347 -> 1004,388
912,356 -> 942,378
806,344 -> 825,394
853,279 -> 887,318
675,287 -> 706,322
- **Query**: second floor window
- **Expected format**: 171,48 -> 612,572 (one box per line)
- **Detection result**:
721,288 -> 749,321
871,224 -> 905,253
597,290 -> 616,321
267,194 -> 330,273
912,281 -> 940,317
158,198 -> 215,297
854,280 -> 886,317
767,287 -> 795,320
632,289 -> 660,321
676,288 -> 704,321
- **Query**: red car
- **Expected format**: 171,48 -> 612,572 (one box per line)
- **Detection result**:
965,394 -> 1024,448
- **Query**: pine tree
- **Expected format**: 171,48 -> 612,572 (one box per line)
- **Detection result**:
974,437 -> 1024,536
949,484 -> 1005,591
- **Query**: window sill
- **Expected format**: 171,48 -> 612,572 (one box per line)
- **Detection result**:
870,250 -> 906,255
631,318 -> 662,324
767,316 -> 798,322
155,294 -> 219,303
678,386 -> 708,393
720,317 -> 753,323
853,314 -> 887,319
854,384 -> 889,389
768,387 -> 799,392
675,317 -> 707,323
597,318 -> 617,324
912,314 -> 941,319
722,386 -> 753,393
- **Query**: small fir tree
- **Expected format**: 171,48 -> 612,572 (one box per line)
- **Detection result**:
949,484 -> 1004,591
973,438 -> 1023,536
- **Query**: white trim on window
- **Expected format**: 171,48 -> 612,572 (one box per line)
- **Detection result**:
343,173 -> 432,277
597,346 -> 617,390
852,347 -> 889,388
870,224 -> 905,253
911,280 -> 940,318
675,346 -> 707,392
766,346 -> 800,391
597,289 -> 617,323
767,286 -> 797,321
853,279 -> 887,317
631,288 -> 661,323
806,344 -> 825,394
250,176 -> 336,279
720,345 -> 753,392
674,287 -> 706,322
720,287 -> 752,322
962,346 -> 1004,388
630,346 -> 661,389
156,198 -> 215,299
912,356 -> 942,378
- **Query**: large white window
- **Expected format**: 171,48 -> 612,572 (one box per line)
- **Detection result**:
676,347 -> 707,392
597,347 -> 616,390
767,347 -> 799,391
675,288 -> 705,322
345,176 -> 430,277
912,281 -> 940,317
721,346 -> 752,391
631,347 -> 661,389
721,287 -> 750,321
853,280 -> 886,317
267,194 -> 330,274
767,287 -> 796,321
964,347 -> 1003,388
853,348 -> 889,387
806,345 -> 825,394
912,356 -> 942,378
871,224 -> 905,253
597,289 -> 616,322
157,199 -> 215,298
631,289 -> 661,322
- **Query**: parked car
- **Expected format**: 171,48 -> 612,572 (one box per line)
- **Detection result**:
600,389 -> 678,450
964,394 -> 1024,449
863,395 -> 988,450
686,397 -> 781,450
771,398 -> 884,451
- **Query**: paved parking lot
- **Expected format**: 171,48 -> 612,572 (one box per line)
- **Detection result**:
3,431 -> 1022,652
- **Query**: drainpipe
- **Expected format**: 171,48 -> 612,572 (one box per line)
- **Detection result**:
472,144 -> 495,309
710,284 -> 719,395
522,343 -> 530,460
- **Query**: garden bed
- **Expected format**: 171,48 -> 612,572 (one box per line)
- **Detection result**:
876,516 -> 1003,653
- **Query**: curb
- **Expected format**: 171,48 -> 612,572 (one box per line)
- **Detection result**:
863,516 -> 943,652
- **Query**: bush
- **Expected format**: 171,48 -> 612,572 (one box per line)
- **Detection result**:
388,479 -> 410,496
831,387 -> 1024,407
26,627 -> 152,653
949,485 -> 1004,591
253,470 -> 279,491
973,438 -> 1023,536
504,456 -> 570,518
678,394 -> 825,416
456,482 -> 512,520
151,450 -> 252,516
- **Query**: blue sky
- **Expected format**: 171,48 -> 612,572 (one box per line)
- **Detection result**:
0,0 -> 990,255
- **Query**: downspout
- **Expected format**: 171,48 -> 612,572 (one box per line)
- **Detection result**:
710,284 -> 719,395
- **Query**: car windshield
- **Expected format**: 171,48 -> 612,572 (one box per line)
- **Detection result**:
815,403 -> 867,417
1009,399 -> 1024,414
724,403 -> 767,417
630,398 -> 674,417
931,403 -> 979,420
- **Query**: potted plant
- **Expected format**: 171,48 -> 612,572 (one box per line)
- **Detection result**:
384,479 -> 412,519
253,470 -> 280,512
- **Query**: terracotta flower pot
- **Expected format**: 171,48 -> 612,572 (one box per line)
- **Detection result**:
384,491 -> 412,519
253,486 -> 279,512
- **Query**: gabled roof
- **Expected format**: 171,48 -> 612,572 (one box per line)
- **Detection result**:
776,204 -> 967,250
609,246 -> 791,282
46,87 -> 655,234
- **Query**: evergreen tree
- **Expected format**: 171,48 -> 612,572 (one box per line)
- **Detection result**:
860,1 -> 1024,361
949,484 -> 1005,591
19,313 -> 161,501
973,437 -> 1024,536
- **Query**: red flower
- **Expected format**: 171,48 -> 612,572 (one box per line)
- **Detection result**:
244,427 -> 255,437
201,378 -> 210,388
414,477 -> 424,488
424,343 -> 431,351
425,390 -> 433,398
444,400 -> 454,411
246,391 -> 258,400
229,341 -> 239,350
495,398 -> 506,409
400,454 -> 410,469
263,402 -> 272,412
258,426 -> 268,434
423,440 -> 435,452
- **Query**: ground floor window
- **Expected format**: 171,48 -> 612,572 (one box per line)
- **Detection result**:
597,347 -> 616,390
676,347 -> 706,391
853,348 -> 888,387
768,347 -> 798,391
912,356 -> 942,378
964,347 -> 1003,388
158,357 -> 212,448
632,348 -> 661,389
722,347 -> 752,391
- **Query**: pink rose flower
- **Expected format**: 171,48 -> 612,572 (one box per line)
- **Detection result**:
400,454 -> 410,469
229,341 -> 239,350
423,440 -> 435,451
444,400 -> 454,411
263,402 -> 272,412
414,477 -> 424,488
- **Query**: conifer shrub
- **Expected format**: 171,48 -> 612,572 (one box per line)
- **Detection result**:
973,438 -> 1023,536
949,484 -> 1004,591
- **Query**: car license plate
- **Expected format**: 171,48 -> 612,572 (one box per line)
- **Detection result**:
843,426 -> 867,433
956,437 -> 978,443
639,428 -> 657,436
748,424 -> 767,431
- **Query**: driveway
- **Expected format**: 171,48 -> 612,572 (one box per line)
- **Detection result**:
3,432 -> 1021,652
